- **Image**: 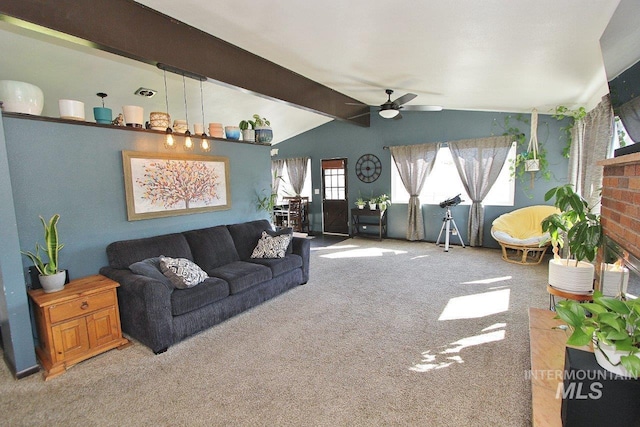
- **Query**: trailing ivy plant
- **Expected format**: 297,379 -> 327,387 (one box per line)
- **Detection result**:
552,105 -> 587,158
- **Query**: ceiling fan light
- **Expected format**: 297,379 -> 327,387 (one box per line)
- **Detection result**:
379,109 -> 399,119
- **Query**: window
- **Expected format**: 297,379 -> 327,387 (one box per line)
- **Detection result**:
391,143 -> 516,206
277,159 -> 312,203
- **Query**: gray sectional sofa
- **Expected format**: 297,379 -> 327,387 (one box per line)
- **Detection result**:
99,220 -> 310,354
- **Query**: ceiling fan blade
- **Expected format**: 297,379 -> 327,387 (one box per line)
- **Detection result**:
402,105 -> 443,112
392,93 -> 417,106
393,113 -> 403,120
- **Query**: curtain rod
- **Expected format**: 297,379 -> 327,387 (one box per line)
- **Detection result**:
383,142 -> 447,150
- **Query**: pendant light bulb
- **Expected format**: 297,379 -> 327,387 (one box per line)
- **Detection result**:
184,130 -> 193,150
164,128 -> 175,149
201,138 -> 210,152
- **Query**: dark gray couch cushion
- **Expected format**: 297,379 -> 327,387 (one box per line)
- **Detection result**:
170,277 -> 230,316
208,261 -> 272,294
227,220 -> 272,260
107,233 -> 192,269
248,254 -> 303,277
183,225 -> 240,272
129,257 -> 174,289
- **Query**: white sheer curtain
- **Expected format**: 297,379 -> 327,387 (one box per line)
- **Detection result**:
285,157 -> 309,197
448,135 -> 512,246
390,143 -> 440,241
569,95 -> 614,212
271,159 -> 285,196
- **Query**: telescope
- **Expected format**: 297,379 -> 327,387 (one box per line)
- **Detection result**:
439,194 -> 462,209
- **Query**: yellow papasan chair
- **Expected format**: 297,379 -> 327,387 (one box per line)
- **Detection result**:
491,205 -> 560,265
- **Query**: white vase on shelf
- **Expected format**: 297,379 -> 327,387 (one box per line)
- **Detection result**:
0,80 -> 44,115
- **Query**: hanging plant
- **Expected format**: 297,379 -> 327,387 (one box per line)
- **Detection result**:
552,105 -> 587,158
493,113 -> 551,192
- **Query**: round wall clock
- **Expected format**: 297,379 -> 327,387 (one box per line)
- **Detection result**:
355,154 -> 382,183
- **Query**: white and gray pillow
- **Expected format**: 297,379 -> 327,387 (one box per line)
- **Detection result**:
250,231 -> 292,259
159,256 -> 208,289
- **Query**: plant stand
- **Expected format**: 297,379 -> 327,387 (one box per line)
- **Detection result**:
498,241 -> 550,265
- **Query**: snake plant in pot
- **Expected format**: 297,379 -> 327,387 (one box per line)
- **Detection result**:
541,184 -> 603,294
555,291 -> 640,378
21,214 -> 66,293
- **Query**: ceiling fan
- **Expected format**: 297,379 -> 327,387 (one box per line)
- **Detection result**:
350,89 -> 442,120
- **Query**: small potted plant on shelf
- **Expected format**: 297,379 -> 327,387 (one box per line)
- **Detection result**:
555,291 -> 640,378
355,197 -> 367,209
369,197 -> 378,210
377,194 -> 391,212
253,114 -> 273,144
541,184 -> 602,294
21,214 -> 66,293
239,117 -> 256,143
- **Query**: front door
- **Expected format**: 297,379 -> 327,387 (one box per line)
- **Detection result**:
322,158 -> 349,235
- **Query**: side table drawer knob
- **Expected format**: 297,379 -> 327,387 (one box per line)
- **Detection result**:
81,301 -> 89,310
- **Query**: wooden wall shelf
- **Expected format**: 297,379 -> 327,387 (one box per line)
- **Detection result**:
1,112 -> 272,147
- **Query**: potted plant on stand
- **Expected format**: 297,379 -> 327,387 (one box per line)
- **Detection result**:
369,197 -> 378,210
253,114 -> 273,144
377,194 -> 391,212
541,184 -> 603,294
239,118 -> 256,143
555,292 -> 640,378
21,214 -> 66,293
355,197 -> 367,209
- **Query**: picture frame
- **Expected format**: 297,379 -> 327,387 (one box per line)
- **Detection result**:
122,150 -> 231,221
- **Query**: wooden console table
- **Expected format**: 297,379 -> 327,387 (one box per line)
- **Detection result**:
528,307 -> 592,426
29,275 -> 129,380
350,208 -> 387,240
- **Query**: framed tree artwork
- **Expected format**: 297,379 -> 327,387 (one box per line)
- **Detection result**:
122,151 -> 231,221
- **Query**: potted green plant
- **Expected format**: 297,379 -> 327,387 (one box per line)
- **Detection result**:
253,114 -> 273,144
377,194 -> 391,211
368,197 -> 378,210
239,118 -> 256,143
541,184 -> 603,294
355,197 -> 367,209
555,291 -> 640,378
21,214 -> 66,293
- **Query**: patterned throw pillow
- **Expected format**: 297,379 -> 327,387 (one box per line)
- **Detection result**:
250,231 -> 292,259
159,256 -> 208,289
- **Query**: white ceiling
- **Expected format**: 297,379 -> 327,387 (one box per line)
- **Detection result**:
1,0 -> 638,144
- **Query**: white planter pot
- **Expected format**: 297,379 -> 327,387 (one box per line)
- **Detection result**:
600,263 -> 629,297
242,129 -> 256,143
122,105 -> 144,128
0,80 -> 44,115
525,159 -> 540,172
594,339 -> 636,378
39,270 -> 66,293
369,203 -> 377,210
59,99 -> 85,120
548,258 -> 594,294
357,205 -> 365,209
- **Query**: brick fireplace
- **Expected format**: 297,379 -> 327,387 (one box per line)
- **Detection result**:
599,153 -> 640,297
600,152 -> 640,260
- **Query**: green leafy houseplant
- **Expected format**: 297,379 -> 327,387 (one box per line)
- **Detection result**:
555,292 -> 640,378
252,114 -> 270,128
355,197 -> 366,208
239,119 -> 255,131
377,194 -> 391,211
552,105 -> 587,158
541,184 -> 602,264
21,214 -> 64,275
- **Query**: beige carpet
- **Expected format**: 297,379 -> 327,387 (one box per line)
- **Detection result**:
0,238 -> 550,426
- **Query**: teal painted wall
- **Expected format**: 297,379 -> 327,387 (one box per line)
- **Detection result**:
0,115 -> 37,376
276,109 -> 570,247
5,117 -> 273,279
1,116 -> 272,375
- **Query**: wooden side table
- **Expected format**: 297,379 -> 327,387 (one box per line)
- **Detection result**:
28,274 -> 129,380
351,208 -> 387,240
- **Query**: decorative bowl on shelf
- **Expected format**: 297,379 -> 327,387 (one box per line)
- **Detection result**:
59,99 -> 85,121
255,126 -> 273,144
225,126 -> 241,140
149,111 -> 170,130
0,80 -> 44,115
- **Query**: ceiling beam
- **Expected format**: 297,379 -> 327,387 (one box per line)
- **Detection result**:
0,0 -> 370,127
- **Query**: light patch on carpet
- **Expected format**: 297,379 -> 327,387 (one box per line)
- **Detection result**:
461,275 -> 512,285
320,247 -> 407,259
438,289 -> 510,320
410,329 -> 506,373
311,244 -> 359,252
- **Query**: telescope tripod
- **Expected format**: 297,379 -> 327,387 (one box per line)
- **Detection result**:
436,207 -> 465,252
